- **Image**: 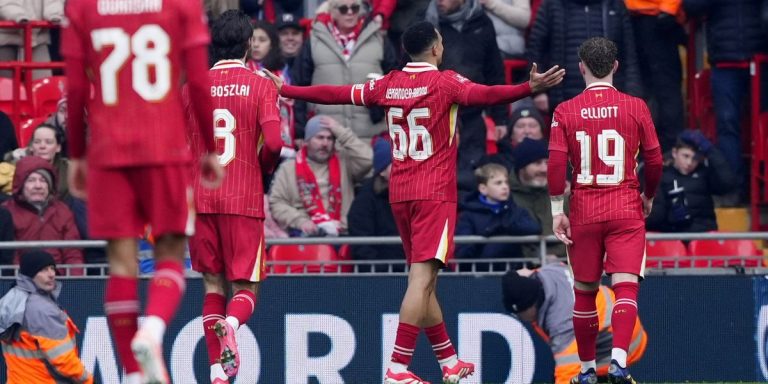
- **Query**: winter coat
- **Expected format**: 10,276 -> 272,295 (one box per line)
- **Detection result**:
510,171 -> 567,258
0,275 -> 92,383
0,0 -> 63,47
482,0 -> 531,57
526,0 -> 642,109
646,149 -> 735,232
347,176 -> 406,270
683,0 -> 768,63
292,18 -> 398,140
1,156 -> 83,272
0,206 -> 13,266
455,191 -> 541,265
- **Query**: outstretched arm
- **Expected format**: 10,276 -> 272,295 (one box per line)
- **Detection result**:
459,63 -> 564,106
280,84 -> 357,105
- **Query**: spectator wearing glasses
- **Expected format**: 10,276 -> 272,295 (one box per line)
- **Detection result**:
292,0 -> 398,143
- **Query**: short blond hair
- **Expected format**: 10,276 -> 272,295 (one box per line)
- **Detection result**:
474,163 -> 509,186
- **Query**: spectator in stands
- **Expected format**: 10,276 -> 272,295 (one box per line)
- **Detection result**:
456,163 -> 541,269
44,96 -> 67,157
376,0 -> 431,55
0,110 -> 17,158
479,0 -> 531,58
277,12 -> 304,68
292,0 -> 398,142
0,207 -> 12,267
0,0 -> 64,79
348,139 -> 406,271
526,0 -> 641,112
625,0 -> 685,153
0,250 -> 93,384
646,130 -> 736,233
263,195 -> 289,238
269,114 -> 372,236
425,0 -> 509,178
683,0 -> 768,201
1,156 -> 83,275
510,138 -> 567,259
0,161 -> 12,201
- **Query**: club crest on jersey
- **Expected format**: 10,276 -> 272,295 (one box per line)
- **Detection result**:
454,74 -> 469,83
551,120 -> 558,128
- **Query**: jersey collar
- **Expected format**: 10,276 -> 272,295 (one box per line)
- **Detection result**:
585,81 -> 616,91
211,59 -> 247,70
403,62 -> 438,73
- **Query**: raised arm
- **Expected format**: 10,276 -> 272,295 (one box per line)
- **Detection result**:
458,63 -> 564,106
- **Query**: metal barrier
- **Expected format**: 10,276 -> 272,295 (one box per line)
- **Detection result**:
0,232 -> 766,277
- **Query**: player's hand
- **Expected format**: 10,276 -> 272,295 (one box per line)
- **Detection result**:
262,69 -> 284,93
529,63 -> 566,94
552,214 -> 573,245
495,125 -> 507,140
200,153 -> 225,189
641,193 -> 654,218
68,159 -> 87,200
300,220 -> 318,235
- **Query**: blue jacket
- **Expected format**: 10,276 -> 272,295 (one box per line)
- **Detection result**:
684,0 -> 768,63
456,191 -> 541,264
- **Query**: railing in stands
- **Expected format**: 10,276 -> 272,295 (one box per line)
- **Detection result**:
751,54 -> 768,231
0,232 -> 766,277
0,21 -> 63,129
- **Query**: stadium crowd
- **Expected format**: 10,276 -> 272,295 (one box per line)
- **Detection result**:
0,0 -> 766,272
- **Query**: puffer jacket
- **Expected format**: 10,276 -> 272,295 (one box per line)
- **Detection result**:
684,0 -> 768,63
0,275 -> 92,383
510,171 -> 567,258
526,0 -> 642,109
0,0 -> 63,47
1,156 -> 83,272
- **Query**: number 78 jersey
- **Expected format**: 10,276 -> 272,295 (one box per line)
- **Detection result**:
548,83 -> 660,225
353,63 -> 474,203
61,0 -> 210,167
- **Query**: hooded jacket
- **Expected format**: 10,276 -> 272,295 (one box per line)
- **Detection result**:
1,156 -> 83,272
0,274 -> 92,383
0,0 -> 63,47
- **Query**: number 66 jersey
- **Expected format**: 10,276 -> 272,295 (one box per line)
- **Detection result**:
61,0 -> 210,167
548,82 -> 660,225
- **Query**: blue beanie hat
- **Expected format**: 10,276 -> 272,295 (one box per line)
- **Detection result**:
512,138 -> 549,173
304,115 -> 331,140
373,139 -> 392,175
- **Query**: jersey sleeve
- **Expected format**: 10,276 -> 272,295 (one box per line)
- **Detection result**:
259,83 -> 281,125
548,106 -> 568,153
59,2 -> 86,60
355,75 -> 389,106
637,100 -> 660,150
180,0 -> 211,49
438,70 -> 476,104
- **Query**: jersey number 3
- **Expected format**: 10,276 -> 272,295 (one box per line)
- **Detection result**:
388,107 -> 433,161
91,25 -> 171,105
575,129 -> 625,185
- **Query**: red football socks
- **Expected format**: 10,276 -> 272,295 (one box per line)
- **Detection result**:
227,290 -> 257,326
203,293 -> 227,365
145,261 -> 186,324
391,322 -> 420,365
104,275 -> 140,374
572,288 -> 599,362
425,322 -> 457,363
611,282 -> 639,353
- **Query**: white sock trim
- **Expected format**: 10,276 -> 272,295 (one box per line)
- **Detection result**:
141,316 -> 166,345
210,363 -> 227,381
389,362 -> 408,374
580,360 -> 596,373
226,316 -> 240,330
612,348 -> 628,368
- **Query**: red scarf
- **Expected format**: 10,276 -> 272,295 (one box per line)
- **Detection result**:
317,13 -> 363,60
295,146 -> 342,224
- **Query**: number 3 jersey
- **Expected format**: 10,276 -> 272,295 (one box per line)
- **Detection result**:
61,0 -> 210,167
187,60 -> 280,218
549,82 -> 660,225
353,63 -> 474,203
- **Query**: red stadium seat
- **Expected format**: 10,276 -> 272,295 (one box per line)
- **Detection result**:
645,239 -> 689,268
688,237 -> 762,268
268,244 -> 345,274
484,115 -> 497,154
18,116 -> 48,148
337,244 -> 353,273
31,76 -> 66,118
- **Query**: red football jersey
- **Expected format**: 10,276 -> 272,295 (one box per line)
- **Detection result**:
61,0 -> 210,167
188,60 -> 280,218
351,63 -> 474,203
549,82 -> 660,225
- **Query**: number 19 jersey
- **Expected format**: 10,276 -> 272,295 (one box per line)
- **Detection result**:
354,63 -> 473,203
61,0 -> 210,167
548,83 -> 660,225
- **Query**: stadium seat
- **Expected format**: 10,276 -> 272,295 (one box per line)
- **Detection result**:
646,239 -> 690,268
715,207 -> 750,232
268,244 -> 345,274
688,237 -> 762,268
18,116 -> 48,147
337,244 -> 353,272
31,76 -> 65,118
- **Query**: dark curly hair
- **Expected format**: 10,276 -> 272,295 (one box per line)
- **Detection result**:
577,37 -> 618,79
210,9 -> 253,63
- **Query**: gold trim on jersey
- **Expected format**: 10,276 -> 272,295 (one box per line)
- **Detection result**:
250,238 -> 264,282
449,104 -> 458,146
435,219 -> 450,263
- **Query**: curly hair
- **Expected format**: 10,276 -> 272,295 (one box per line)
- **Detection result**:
577,37 -> 618,79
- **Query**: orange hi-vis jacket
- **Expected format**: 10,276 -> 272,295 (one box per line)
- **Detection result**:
624,0 -> 683,17
0,275 -> 92,384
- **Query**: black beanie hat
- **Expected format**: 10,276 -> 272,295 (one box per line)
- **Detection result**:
19,250 -> 56,278
512,138 -> 549,173
502,270 -> 544,313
